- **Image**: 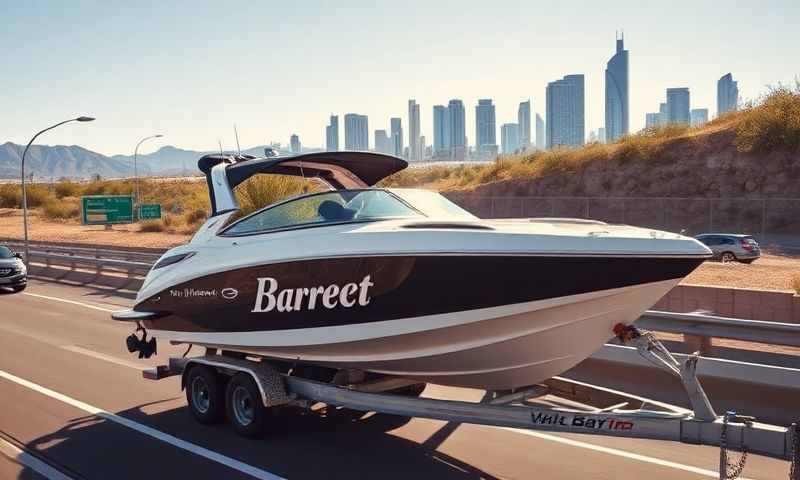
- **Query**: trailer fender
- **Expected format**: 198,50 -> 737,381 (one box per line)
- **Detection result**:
180,356 -> 291,408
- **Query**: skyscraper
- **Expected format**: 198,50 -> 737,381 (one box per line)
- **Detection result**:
500,123 -> 520,154
390,117 -> 403,157
658,102 -> 669,125
344,113 -> 369,150
535,113 -> 545,150
645,112 -> 660,129
290,134 -> 301,153
690,108 -> 709,127
433,105 -> 450,156
598,127 -> 606,143
517,100 -> 531,149
604,32 -> 629,142
408,100 -> 421,161
447,99 -> 466,160
717,73 -> 739,116
475,99 -> 497,157
374,130 -> 392,154
546,74 -> 585,148
325,115 -> 339,151
666,88 -> 690,125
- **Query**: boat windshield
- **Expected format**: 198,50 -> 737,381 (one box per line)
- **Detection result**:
223,189 -> 422,235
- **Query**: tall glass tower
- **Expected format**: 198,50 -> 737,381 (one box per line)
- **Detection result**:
604,32 -> 629,143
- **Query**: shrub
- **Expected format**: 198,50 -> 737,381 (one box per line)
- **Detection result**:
735,82 -> 800,153
183,207 -> 207,225
21,185 -> 53,208
794,274 -> 800,295
235,174 -> 314,216
139,220 -> 165,232
54,181 -> 80,199
0,185 -> 21,208
41,199 -> 79,220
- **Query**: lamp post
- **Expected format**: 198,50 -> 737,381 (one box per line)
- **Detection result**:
133,134 -> 163,212
21,116 -> 95,265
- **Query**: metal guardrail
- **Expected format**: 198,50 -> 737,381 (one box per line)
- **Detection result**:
639,310 -> 800,349
9,241 -> 800,350
6,241 -> 161,276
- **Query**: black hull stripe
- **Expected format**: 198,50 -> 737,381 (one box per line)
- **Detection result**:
139,255 -> 703,333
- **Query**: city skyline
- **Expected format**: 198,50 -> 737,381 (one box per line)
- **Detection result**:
2,2 -> 798,155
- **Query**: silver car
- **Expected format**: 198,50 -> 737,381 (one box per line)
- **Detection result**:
694,234 -> 761,264
0,245 -> 27,292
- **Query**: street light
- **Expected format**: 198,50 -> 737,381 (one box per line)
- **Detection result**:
133,134 -> 163,210
21,116 -> 95,265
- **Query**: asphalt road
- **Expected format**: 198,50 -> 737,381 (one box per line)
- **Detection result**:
0,279 -> 791,479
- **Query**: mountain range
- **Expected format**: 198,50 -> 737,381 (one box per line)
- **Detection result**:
0,142 -> 315,180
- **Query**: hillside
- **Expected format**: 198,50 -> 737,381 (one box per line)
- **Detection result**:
384,85 -> 800,199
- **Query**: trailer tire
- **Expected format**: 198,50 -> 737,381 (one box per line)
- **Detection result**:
185,365 -> 225,425
226,373 -> 268,437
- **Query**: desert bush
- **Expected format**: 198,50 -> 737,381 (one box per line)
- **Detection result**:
54,181 -> 80,199
0,185 -> 21,208
42,198 -> 80,220
235,174 -> 315,216
21,185 -> 53,208
139,220 -> 165,232
183,207 -> 207,225
735,82 -> 800,153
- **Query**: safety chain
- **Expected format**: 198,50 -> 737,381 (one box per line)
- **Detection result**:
720,412 -> 749,480
790,423 -> 799,480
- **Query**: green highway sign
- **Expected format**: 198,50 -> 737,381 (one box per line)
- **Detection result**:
81,195 -> 134,225
138,204 -> 162,220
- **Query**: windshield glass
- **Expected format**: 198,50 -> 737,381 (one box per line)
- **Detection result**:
223,189 -> 422,235
0,246 -> 14,259
390,189 -> 477,219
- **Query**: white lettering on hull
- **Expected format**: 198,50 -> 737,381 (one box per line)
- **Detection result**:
252,275 -> 374,313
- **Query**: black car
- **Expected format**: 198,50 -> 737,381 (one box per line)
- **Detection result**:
0,245 -> 27,292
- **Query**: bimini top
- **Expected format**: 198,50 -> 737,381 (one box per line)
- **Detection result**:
198,151 -> 408,215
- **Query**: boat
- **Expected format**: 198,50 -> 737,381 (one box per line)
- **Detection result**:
112,151 -> 710,390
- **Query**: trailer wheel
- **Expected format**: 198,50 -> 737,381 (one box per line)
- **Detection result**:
185,365 -> 225,425
226,373 -> 267,437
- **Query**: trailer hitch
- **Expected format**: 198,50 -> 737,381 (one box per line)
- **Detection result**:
126,324 -> 157,359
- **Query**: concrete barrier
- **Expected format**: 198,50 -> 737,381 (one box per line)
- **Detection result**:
654,284 -> 800,324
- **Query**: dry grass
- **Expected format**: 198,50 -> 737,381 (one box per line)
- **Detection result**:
234,174 -> 317,217
734,81 -> 800,153
41,198 -> 79,220
793,274 -> 800,295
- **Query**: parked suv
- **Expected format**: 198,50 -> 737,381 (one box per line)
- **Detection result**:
0,246 -> 27,292
694,234 -> 761,263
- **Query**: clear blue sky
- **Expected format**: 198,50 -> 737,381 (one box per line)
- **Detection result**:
2,0 -> 798,156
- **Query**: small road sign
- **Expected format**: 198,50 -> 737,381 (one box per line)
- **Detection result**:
81,196 -> 134,225
138,204 -> 162,220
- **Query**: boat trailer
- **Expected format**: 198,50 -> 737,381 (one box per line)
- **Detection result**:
144,325 -> 799,480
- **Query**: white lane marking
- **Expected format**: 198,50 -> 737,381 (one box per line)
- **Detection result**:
60,345 -> 147,371
503,428 -> 754,479
0,369 -> 285,480
21,292 -> 116,313
0,435 -> 75,480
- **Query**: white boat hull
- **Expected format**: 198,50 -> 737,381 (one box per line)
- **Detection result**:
150,279 -> 677,389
